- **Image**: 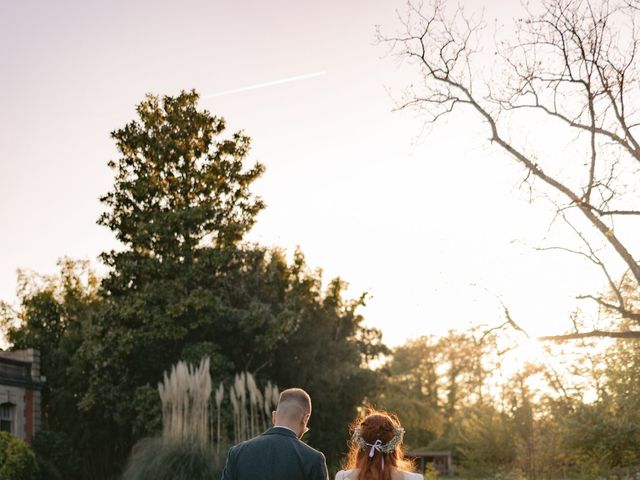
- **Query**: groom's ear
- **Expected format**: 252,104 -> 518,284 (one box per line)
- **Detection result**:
271,411 -> 277,426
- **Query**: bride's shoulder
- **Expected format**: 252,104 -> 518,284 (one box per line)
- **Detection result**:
334,468 -> 423,480
402,472 -> 424,480
335,469 -> 357,480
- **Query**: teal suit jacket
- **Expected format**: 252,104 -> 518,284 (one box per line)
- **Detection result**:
221,427 -> 329,480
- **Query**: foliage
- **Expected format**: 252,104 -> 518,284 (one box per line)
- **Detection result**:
267,250 -> 388,465
562,336 -> 640,472
121,438 -> 218,480
3,259 -> 98,435
423,463 -> 439,480
374,326 -> 640,478
32,430 -> 81,480
456,405 -> 517,477
0,432 -> 38,480
98,90 -> 265,253
375,330 -> 498,452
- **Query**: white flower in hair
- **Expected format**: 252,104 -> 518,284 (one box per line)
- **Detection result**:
352,426 -> 405,454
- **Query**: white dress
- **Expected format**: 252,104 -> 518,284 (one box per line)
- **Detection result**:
335,469 -> 424,480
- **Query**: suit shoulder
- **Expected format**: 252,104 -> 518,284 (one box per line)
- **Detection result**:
298,440 -> 325,458
227,437 -> 255,455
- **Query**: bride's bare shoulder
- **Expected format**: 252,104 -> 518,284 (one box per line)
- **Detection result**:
402,472 -> 424,480
335,468 -> 423,480
335,469 -> 357,480
391,471 -> 424,480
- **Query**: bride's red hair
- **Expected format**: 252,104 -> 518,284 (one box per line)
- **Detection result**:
344,409 -> 415,480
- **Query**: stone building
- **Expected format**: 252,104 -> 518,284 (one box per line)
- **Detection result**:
0,349 -> 43,442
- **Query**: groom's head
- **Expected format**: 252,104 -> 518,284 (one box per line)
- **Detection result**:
272,388 -> 312,438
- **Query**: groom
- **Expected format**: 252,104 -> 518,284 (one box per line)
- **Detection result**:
221,387 -> 329,480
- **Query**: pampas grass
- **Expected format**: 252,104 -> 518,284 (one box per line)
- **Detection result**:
229,385 -> 239,443
123,359 -> 279,480
246,372 -> 258,437
230,371 -> 276,442
214,382 -> 224,457
157,357 -> 211,445
156,361 -> 279,445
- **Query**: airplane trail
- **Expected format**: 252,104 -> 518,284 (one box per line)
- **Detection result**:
202,71 -> 326,99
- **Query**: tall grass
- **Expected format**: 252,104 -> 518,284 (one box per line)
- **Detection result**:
158,358 -> 212,445
229,372 -> 279,442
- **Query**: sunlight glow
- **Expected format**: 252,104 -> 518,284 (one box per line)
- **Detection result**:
514,338 -> 549,366
499,336 -> 551,380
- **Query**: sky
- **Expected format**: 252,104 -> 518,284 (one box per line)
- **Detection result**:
1,0 -> 636,350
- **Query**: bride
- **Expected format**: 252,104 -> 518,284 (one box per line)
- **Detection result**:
335,410 -> 423,480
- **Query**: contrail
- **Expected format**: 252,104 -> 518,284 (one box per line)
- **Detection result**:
202,71 -> 326,99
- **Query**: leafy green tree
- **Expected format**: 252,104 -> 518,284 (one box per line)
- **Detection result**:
561,333 -> 640,475
376,330 -> 498,452
457,404 -> 517,477
73,90 -> 275,476
2,259 -> 98,446
99,90 -> 264,255
375,335 -> 444,449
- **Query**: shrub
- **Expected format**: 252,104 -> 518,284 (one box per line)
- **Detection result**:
31,430 -> 80,480
121,437 -> 219,480
423,463 -> 440,480
0,432 -> 38,480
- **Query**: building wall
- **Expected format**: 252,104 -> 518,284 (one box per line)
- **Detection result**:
0,384 -> 27,439
0,348 -> 43,443
0,348 -> 41,382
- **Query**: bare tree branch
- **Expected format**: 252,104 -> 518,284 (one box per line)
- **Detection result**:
576,294 -> 640,321
383,0 -> 640,288
539,329 -> 640,340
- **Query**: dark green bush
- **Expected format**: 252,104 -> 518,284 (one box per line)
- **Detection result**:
122,437 -> 220,480
32,430 -> 80,480
0,432 -> 38,480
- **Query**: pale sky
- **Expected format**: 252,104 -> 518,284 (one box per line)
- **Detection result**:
1,0 -> 636,349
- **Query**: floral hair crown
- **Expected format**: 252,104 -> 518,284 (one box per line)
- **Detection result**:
352,425 -> 405,455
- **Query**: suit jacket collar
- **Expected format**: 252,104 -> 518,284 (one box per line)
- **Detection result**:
265,426 -> 298,439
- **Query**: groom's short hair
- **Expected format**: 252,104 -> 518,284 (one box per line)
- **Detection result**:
276,388 -> 312,420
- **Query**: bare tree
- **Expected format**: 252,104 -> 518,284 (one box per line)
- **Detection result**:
381,0 -> 640,339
